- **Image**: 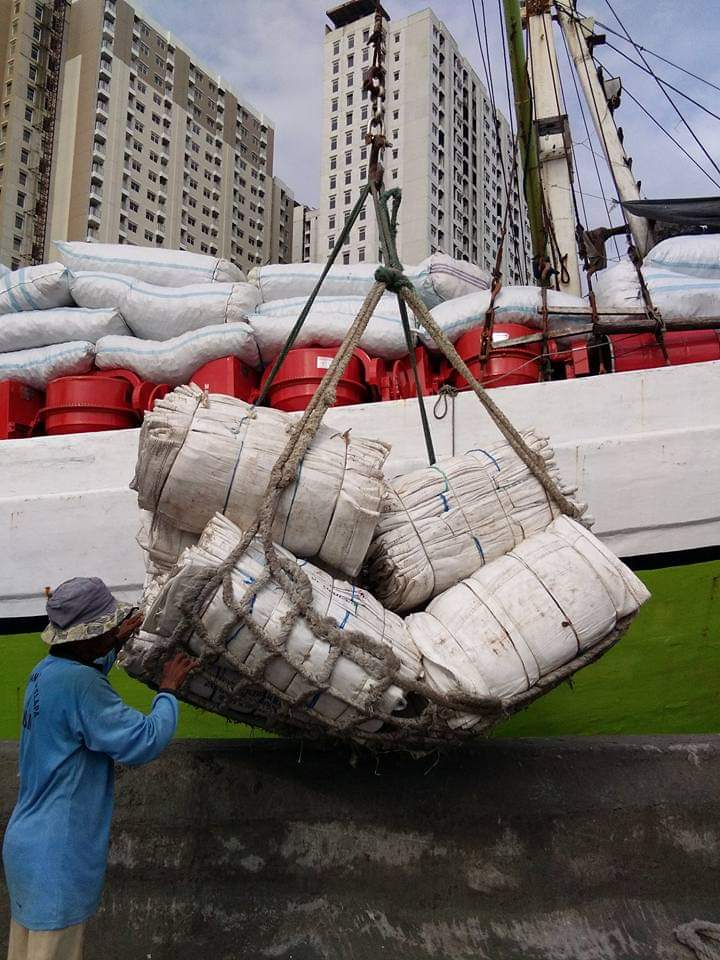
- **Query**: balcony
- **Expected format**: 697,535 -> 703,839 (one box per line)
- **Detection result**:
102,19 -> 114,41
87,207 -> 101,228
98,58 -> 112,80
90,167 -> 104,186
93,124 -> 107,145
95,99 -> 109,120
90,184 -> 103,203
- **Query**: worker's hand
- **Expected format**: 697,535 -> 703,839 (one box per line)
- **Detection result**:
159,652 -> 197,693
113,610 -> 144,652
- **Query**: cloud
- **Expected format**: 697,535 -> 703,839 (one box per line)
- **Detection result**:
137,0 -> 720,225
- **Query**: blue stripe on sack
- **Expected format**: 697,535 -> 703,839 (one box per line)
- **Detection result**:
75,273 -> 136,289
99,326 -> 255,357
339,610 -> 351,629
55,241 -> 214,274
466,447 -> 501,471
129,288 -> 231,301
17,269 -> 42,311
649,280 -> 720,293
258,268 -> 430,285
0,344 -> 91,372
472,536 -> 485,560
648,258 -> 720,275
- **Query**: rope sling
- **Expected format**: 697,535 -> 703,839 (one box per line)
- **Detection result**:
141,3 -> 631,748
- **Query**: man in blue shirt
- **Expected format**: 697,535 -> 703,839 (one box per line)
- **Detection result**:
2,577 -> 195,960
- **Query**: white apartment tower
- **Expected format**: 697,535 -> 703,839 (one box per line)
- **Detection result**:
320,1 -> 529,282
47,0 -> 276,275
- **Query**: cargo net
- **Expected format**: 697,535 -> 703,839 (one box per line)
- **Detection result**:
123,224 -> 648,749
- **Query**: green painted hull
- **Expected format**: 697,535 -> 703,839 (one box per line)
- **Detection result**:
1,558 -> 718,741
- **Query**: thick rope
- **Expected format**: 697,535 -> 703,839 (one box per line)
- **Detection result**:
674,921 -> 720,960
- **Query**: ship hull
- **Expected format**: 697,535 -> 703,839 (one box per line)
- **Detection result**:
1,358 -> 718,738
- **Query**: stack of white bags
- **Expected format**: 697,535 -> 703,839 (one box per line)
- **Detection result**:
123,381 -> 650,743
2,234 -> 719,390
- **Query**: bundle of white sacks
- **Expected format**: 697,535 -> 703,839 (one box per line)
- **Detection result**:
0,243 -> 495,388
124,384 -> 649,744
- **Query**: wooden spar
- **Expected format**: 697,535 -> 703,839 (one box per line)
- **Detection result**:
523,0 -> 582,294
555,3 -> 652,256
502,0 -> 547,270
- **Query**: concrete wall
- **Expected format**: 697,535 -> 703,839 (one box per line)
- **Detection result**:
1,736 -> 719,959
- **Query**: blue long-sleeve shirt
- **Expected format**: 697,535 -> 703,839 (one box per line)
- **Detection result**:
2,651 -> 178,930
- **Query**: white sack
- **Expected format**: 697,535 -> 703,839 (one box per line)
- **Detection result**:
137,510 -> 198,578
0,263 -> 73,315
645,234 -> 720,279
95,322 -> 260,385
133,384 -> 389,577
134,513 -> 423,733
249,254 -> 490,309
367,431 -> 586,612
0,307 -> 128,353
593,259 -> 720,321
53,240 -> 244,286
250,294 -> 410,361
121,279 -> 260,339
425,286 -> 588,346
70,271 -> 134,310
0,340 -> 95,389
405,515 -> 649,728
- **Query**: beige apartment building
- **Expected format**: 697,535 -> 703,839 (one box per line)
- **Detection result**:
320,1 -> 530,282
50,0 -> 279,275
268,175 -> 294,264
0,0 -> 287,274
0,0 -> 68,269
291,201 -> 319,262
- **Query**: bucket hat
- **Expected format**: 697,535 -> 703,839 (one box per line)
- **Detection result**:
42,577 -> 135,646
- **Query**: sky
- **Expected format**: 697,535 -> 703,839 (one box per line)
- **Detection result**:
138,0 -> 720,240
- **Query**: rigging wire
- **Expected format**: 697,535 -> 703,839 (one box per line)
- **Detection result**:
600,0 -> 720,183
593,64 -> 720,190
557,19 -> 621,258
471,0 -> 521,282
554,0 -> 720,96
496,0 -> 530,283
600,41 -> 720,125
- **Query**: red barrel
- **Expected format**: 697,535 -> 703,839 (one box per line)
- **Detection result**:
91,368 -> 169,416
0,381 -> 44,440
610,330 -> 720,374
41,375 -> 139,435
260,347 -> 381,412
384,346 -> 442,400
446,323 -> 542,390
191,355 -> 259,401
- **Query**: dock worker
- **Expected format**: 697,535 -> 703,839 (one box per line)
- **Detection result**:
2,576 -> 195,960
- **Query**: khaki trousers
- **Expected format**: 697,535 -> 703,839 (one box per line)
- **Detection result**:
6,920 -> 84,960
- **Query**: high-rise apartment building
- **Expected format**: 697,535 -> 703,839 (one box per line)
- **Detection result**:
0,0 -> 69,268
320,1 -> 529,282
269,175 -> 294,264
41,0 -> 275,275
291,201 -> 318,262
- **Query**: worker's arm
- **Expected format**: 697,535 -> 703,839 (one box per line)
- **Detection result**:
75,653 -> 195,767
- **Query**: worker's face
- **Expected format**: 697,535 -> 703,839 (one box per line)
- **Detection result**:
53,630 -> 118,663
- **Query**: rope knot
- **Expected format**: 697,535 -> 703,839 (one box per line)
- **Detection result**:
375,266 -> 412,294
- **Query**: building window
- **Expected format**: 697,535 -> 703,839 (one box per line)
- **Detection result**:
345,131 -> 352,145
328,235 -> 335,249
16,190 -> 25,208
346,73 -> 353,87
15,213 -> 23,230
344,190 -> 351,205
329,195 -> 336,210
347,34 -> 354,49
329,175 -> 336,189
359,226 -> 365,241
20,148 -> 28,164
332,60 -> 339,75
344,170 -> 351,185
332,79 -> 338,93
331,98 -> 338,113
342,251 -> 350,264
333,40 -> 339,55
347,54 -> 354,68
358,247 -> 365,262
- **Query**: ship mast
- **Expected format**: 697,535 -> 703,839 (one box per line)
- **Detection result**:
523,0 -> 582,294
555,3 -> 651,256
502,0 -> 653,290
